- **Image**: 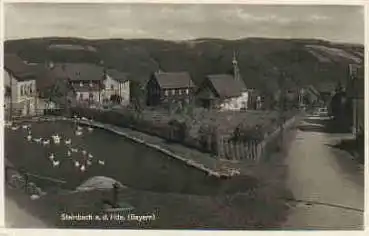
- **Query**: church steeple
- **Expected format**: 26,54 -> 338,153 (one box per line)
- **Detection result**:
232,50 -> 241,81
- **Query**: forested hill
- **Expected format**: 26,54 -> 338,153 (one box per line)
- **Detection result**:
5,37 -> 364,94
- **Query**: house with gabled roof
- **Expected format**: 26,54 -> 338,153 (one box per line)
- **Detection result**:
196,52 -> 249,111
146,71 -> 196,106
4,53 -> 38,116
48,63 -> 130,105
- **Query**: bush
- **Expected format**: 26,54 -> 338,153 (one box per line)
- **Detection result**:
232,124 -> 264,143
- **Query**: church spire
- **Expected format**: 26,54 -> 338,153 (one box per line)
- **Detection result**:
232,50 -> 240,81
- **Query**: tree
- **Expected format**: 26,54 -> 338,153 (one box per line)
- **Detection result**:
130,80 -> 144,113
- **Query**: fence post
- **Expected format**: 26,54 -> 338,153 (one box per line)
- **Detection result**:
218,137 -> 224,159
225,140 -> 230,160
24,173 -> 29,193
253,141 -> 257,160
240,142 -> 245,160
233,142 -> 239,161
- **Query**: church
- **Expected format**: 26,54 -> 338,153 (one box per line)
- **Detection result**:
196,52 -> 249,111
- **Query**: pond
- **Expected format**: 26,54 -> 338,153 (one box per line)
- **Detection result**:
5,121 -> 255,195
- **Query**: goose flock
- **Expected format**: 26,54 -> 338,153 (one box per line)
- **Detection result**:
6,117 -> 106,174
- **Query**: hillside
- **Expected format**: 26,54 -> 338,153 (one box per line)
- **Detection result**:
4,37 -> 364,95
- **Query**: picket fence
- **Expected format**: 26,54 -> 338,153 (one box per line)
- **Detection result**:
217,116 -> 297,162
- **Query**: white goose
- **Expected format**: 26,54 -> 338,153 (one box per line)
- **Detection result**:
74,160 -> 80,167
88,153 -> 93,159
48,153 -> 55,160
77,126 -> 83,131
80,165 -> 86,172
87,160 -> 92,166
22,124 -> 29,129
52,134 -> 61,144
11,126 -> 19,131
33,138 -> 42,143
64,138 -> 72,145
81,117 -> 88,121
87,127 -> 94,132
30,195 -> 40,200
81,150 -> 87,155
67,150 -> 72,156
75,130 -> 83,136
26,133 -> 32,141
71,147 -> 78,153
98,160 -> 105,166
42,139 -> 50,145
52,160 -> 60,167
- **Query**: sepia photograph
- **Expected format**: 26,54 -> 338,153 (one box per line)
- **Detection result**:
3,2 -> 365,230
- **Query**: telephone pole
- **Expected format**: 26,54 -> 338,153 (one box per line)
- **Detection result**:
278,70 -> 286,150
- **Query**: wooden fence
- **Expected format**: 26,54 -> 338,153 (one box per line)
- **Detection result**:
217,115 -> 298,162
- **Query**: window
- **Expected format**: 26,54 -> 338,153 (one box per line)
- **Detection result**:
80,82 -> 83,87
164,90 -> 169,96
89,82 -> 94,88
172,89 -> 175,95
186,89 -> 189,95
179,89 -> 182,95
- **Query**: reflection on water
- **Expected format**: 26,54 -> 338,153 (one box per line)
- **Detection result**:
5,121 -> 255,195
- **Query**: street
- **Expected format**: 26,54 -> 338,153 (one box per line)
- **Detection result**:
282,114 -> 364,229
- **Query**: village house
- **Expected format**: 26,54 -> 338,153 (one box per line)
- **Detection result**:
146,71 -> 196,106
48,63 -> 130,106
196,53 -> 248,111
4,54 -> 38,116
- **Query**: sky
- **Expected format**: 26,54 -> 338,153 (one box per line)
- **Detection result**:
4,3 -> 364,44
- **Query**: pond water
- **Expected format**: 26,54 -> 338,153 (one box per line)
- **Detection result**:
5,121 -> 255,195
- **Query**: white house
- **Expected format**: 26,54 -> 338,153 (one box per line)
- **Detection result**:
102,69 -> 130,106
196,52 -> 248,111
4,54 -> 38,116
50,63 -> 130,106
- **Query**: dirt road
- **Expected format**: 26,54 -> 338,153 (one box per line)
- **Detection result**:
282,116 -> 364,229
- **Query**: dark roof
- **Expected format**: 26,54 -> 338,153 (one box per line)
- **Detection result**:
52,63 -> 104,81
72,83 -> 101,92
306,85 -> 320,96
4,54 -> 38,82
153,72 -> 195,89
206,74 -> 247,99
106,69 -> 130,82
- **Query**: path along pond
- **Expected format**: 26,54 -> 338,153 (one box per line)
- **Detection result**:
5,120 -> 255,195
